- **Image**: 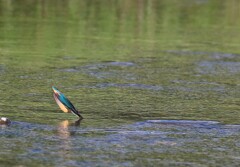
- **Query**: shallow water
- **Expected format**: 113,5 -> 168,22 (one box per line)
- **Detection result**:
1,0 -> 240,166
1,120 -> 240,167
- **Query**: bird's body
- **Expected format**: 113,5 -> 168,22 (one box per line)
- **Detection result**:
52,86 -> 83,119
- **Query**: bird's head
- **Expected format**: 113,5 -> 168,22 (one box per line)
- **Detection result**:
52,86 -> 61,95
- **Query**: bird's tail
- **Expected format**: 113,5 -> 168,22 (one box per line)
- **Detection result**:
74,110 -> 83,120
77,113 -> 83,120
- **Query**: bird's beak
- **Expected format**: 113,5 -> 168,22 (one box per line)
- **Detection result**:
52,88 -> 58,94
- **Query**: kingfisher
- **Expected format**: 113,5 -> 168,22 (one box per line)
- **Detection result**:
52,86 -> 83,119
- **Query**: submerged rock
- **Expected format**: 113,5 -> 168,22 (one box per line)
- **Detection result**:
0,117 -> 11,125
197,61 -> 240,74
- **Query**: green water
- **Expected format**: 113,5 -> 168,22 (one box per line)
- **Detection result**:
1,0 -> 240,166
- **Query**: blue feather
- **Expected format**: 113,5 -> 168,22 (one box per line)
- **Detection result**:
58,93 -> 76,111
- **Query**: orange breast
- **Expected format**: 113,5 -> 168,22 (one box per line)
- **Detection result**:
53,94 -> 69,113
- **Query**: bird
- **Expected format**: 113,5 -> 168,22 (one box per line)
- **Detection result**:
52,86 -> 83,119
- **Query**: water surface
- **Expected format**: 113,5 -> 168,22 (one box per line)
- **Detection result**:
1,120 -> 240,166
1,0 -> 240,166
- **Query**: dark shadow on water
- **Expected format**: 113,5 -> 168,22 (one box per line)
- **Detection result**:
74,119 -> 82,126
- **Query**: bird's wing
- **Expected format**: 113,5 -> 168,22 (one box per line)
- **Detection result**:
58,93 -> 77,111
59,94 -> 81,117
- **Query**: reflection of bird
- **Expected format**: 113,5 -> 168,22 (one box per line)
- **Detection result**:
52,86 -> 83,119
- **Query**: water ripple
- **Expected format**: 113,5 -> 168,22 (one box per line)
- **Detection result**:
2,120 -> 240,166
